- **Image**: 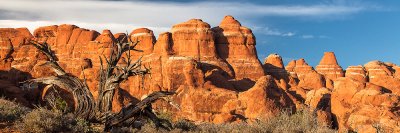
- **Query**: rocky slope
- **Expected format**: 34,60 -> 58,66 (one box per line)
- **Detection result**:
0,15 -> 399,132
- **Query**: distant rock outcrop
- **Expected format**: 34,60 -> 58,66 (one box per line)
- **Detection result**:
316,52 -> 344,81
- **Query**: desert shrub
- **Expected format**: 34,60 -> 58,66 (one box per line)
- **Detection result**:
45,88 -> 71,113
157,111 -> 174,122
109,109 -> 337,133
0,98 -> 30,123
258,109 -> 335,133
17,108 -> 96,133
173,119 -> 197,131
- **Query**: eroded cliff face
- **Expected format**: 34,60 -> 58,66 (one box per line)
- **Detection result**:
1,15 -> 400,132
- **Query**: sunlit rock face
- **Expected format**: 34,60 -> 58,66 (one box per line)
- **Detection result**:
345,65 -> 367,82
263,53 -> 288,80
316,52 -> 344,81
212,15 -> 265,81
2,15 -> 400,133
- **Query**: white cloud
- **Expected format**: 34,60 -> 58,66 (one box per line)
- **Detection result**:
282,32 -> 296,37
0,20 -> 170,36
253,26 -> 296,37
0,0 -> 377,35
300,34 -> 330,39
301,35 -> 315,39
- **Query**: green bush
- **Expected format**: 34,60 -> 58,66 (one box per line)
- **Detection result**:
0,98 -> 30,123
17,108 -> 96,133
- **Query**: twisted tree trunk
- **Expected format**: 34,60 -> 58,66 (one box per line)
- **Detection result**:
22,36 -> 175,131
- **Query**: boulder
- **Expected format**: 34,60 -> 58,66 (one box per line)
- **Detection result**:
345,65 -> 367,82
364,61 -> 400,95
331,77 -> 400,132
226,76 -> 295,120
263,53 -> 289,80
305,87 -> 331,111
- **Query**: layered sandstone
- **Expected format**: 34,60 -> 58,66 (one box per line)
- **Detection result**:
212,15 -> 265,80
364,61 -> 400,95
331,77 -> 400,132
171,19 -> 234,78
345,65 -> 367,82
316,52 -> 344,80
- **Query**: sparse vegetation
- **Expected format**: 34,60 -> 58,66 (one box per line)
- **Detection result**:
0,98 -> 30,123
17,108 -> 96,133
134,109 -> 336,133
0,96 -> 337,132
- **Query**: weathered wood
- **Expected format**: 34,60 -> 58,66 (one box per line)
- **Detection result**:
23,35 -> 174,130
104,91 -> 174,131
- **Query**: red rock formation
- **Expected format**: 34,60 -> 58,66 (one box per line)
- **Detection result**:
129,28 -> 155,56
331,77 -> 400,132
305,87 -> 331,110
223,75 -> 295,120
364,61 -> 400,95
364,61 -> 393,78
3,16 -> 400,133
286,58 -> 324,90
345,65 -> 367,82
264,53 -> 284,68
316,52 -> 344,80
0,28 -> 33,71
171,19 -> 234,78
285,60 -> 297,78
212,15 -> 265,80
298,71 -> 326,90
293,58 -> 314,79
263,53 -> 288,80
153,32 -> 172,55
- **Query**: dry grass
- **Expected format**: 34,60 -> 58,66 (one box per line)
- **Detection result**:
134,109 -> 337,133
0,97 -> 337,133
0,98 -> 30,123
16,108 -> 96,133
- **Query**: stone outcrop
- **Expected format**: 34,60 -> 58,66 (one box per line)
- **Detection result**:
316,52 -> 344,81
345,65 -> 367,82
364,61 -> 400,95
331,77 -> 400,132
212,15 -> 265,80
263,53 -> 288,80
222,75 -> 295,120
1,15 -> 400,133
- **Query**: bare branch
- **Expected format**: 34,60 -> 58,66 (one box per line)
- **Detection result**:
30,40 -> 66,76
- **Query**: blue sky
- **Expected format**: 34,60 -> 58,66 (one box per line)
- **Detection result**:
0,0 -> 399,68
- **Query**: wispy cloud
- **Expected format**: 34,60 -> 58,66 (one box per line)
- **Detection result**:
300,35 -> 330,39
0,0 -> 380,35
253,26 -> 296,37
301,35 -> 315,39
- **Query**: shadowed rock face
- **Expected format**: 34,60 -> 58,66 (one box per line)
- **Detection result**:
1,16 -> 400,132
212,15 -> 265,80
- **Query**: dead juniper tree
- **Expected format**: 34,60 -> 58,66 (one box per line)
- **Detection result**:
22,36 -> 175,131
